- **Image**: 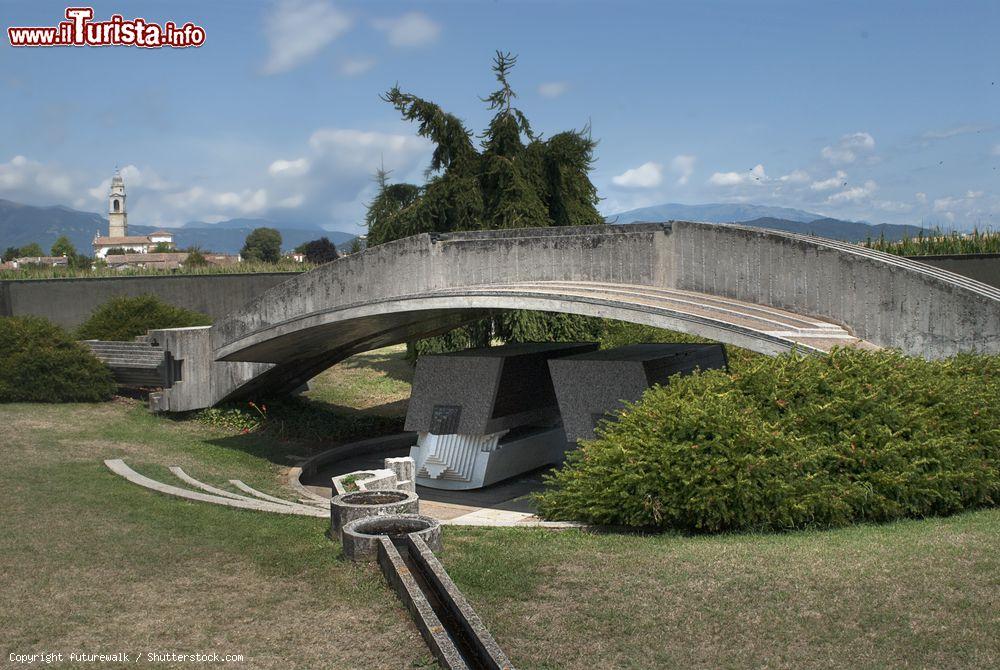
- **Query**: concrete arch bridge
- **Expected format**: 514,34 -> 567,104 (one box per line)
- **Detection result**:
148,222 -> 1000,412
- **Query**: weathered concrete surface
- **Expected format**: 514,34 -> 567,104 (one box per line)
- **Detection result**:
214,221 -> 999,364
139,222 -> 1000,410
341,514 -> 442,562
404,342 -> 597,435
330,490 -> 419,539
146,326 -> 272,412
549,343 -> 729,443
0,272 -> 298,329
905,253 -> 1000,289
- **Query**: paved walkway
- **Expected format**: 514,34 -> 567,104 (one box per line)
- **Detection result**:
300,447 -> 562,526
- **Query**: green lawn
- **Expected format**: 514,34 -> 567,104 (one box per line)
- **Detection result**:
1,349 -> 997,668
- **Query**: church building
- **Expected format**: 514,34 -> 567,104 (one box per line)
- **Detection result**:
92,170 -> 175,258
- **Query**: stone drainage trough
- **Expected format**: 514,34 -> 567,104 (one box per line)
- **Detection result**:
341,514 -> 514,669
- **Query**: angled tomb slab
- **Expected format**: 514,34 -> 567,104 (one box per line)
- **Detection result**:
405,341 -> 598,490
549,343 -> 729,444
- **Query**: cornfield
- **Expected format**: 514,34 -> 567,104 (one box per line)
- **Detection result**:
0,259 -> 312,281
864,228 -> 1000,256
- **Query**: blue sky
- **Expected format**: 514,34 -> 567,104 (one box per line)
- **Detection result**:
0,0 -> 997,233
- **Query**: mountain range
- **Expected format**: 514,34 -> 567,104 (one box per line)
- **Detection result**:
607,202 -> 929,242
2,197 -> 930,257
0,199 -> 357,256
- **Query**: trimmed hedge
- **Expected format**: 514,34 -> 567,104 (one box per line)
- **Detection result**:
0,316 -> 116,403
76,294 -> 211,341
537,348 -> 1000,532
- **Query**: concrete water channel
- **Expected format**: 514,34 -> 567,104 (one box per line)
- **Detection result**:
338,514 -> 514,669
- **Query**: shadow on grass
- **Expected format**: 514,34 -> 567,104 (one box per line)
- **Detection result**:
168,395 -> 405,466
336,348 -> 415,385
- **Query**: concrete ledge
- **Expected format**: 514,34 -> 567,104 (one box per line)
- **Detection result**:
342,514 -> 442,562
105,459 -> 327,518
406,534 -> 514,669
229,479 -> 323,508
330,490 -> 419,538
376,537 -> 467,669
289,432 -> 418,501
169,466 -> 249,501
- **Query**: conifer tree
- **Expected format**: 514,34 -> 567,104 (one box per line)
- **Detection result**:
366,52 -> 605,354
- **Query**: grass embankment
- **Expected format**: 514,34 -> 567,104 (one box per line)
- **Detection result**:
1,345 -> 997,668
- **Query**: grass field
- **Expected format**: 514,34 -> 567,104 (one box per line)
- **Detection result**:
1,346 -> 997,669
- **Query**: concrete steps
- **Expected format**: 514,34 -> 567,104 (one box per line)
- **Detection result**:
82,339 -> 168,387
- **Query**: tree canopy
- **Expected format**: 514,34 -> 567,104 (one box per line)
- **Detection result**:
15,242 -> 44,258
366,51 -> 602,247
241,227 -> 282,263
365,52 -> 605,354
296,237 -> 339,264
50,236 -> 76,258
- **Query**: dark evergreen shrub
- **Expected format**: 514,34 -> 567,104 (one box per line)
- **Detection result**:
537,348 -> 1000,532
76,294 -> 211,341
0,316 -> 116,402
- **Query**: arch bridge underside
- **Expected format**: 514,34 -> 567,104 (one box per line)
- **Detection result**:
151,221 -> 1000,409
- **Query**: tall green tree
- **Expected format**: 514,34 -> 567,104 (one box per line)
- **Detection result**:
298,236 -> 340,264
50,235 -> 76,258
366,52 -> 604,354
241,227 -> 282,263
17,242 -> 44,258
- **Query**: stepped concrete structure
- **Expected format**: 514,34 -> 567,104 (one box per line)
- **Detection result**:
83,336 -> 177,388
145,221 -> 1000,412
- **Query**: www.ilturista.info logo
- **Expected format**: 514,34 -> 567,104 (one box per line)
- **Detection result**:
7,7 -> 205,48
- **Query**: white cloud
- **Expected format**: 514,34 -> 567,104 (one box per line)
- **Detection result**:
875,200 -> 913,213
277,193 -> 305,208
537,81 -> 569,99
709,164 -> 767,186
612,162 -> 663,188
915,191 -> 927,203
268,157 -> 310,177
308,128 -> 429,170
810,170 -> 848,192
778,169 -> 810,184
373,12 -> 441,48
826,179 -> 878,204
339,57 -> 376,77
821,132 -> 875,164
262,0 -> 352,75
213,189 -> 268,214
921,124 -> 991,140
670,155 -> 696,186
87,164 -> 171,201
0,155 -> 78,201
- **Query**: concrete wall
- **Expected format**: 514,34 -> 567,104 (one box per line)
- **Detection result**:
147,327 -> 273,413
213,223 -> 1000,368
905,254 -> 1000,289
0,272 -> 298,329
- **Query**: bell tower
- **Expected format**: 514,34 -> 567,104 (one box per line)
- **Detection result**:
108,169 -> 127,237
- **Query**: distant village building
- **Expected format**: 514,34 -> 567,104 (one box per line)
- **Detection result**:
92,170 -> 176,259
104,251 -> 241,271
4,255 -> 70,269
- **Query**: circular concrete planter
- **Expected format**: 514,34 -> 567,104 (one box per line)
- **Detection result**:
330,489 -> 419,538
341,514 -> 442,562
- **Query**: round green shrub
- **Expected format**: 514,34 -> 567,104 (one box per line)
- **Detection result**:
537,348 -> 1000,532
76,294 -> 211,341
0,316 -> 116,403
